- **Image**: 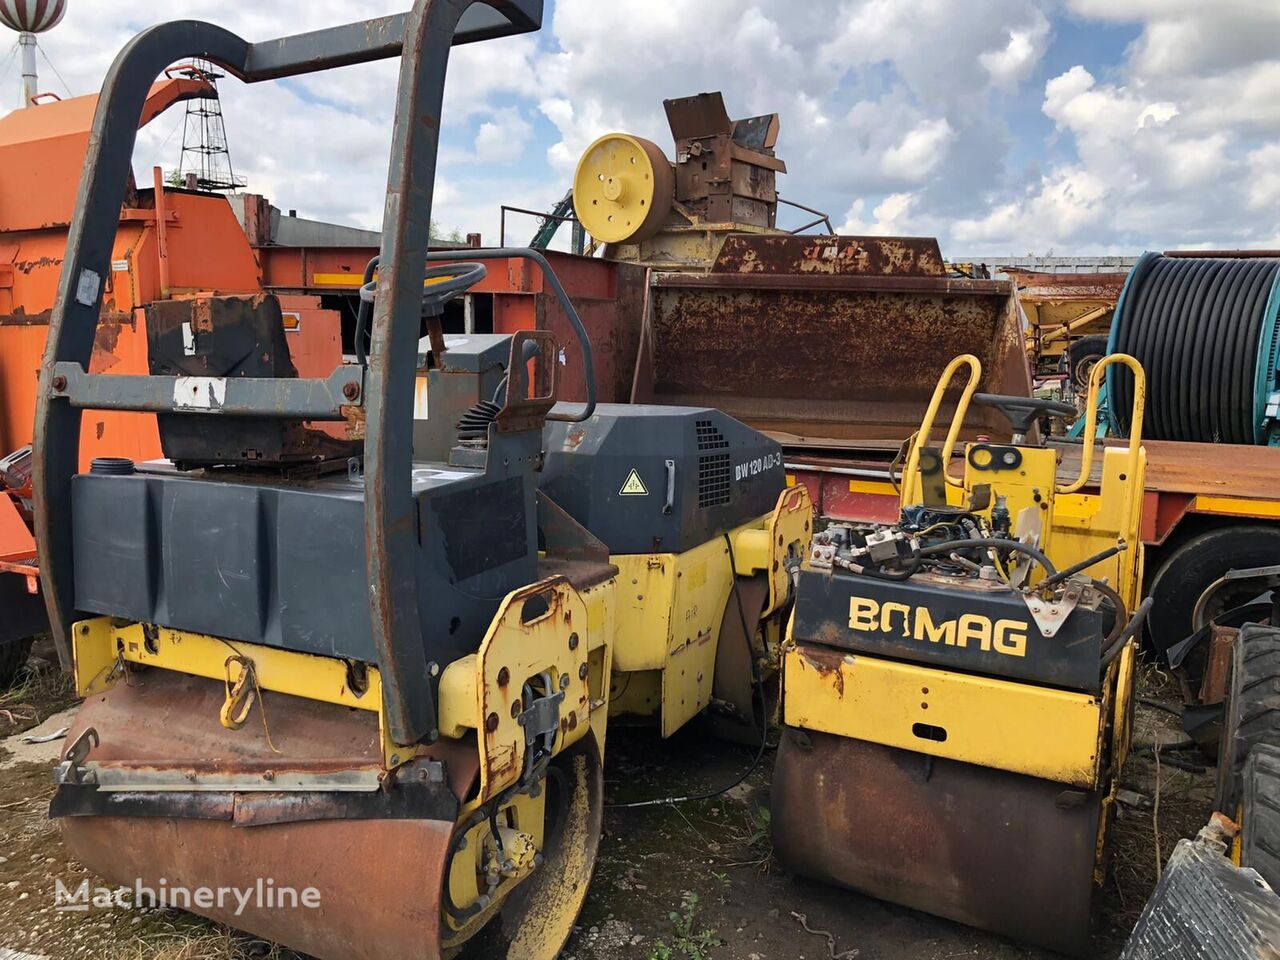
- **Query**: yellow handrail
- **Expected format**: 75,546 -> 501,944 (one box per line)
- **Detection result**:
900,354 -> 982,508
1057,353 -> 1145,494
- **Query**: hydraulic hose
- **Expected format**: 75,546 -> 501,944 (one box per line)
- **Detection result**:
915,537 -> 1059,577
1038,542 -> 1126,589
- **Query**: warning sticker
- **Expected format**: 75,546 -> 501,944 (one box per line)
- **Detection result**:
619,468 -> 648,496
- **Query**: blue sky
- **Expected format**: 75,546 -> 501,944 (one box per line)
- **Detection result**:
3,1 -> 1278,255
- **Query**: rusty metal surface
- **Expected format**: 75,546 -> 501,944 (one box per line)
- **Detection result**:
1054,439 -> 1280,499
642,264 -> 1026,445
58,669 -> 467,960
62,808 -> 451,960
1199,625 -> 1238,705
1004,269 -> 1127,303
772,726 -> 1101,957
708,234 -> 947,277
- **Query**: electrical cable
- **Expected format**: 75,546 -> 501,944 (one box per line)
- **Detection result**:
1111,255 -> 1280,442
36,43 -> 73,98
0,43 -> 20,97
1038,542 -> 1125,589
608,533 -> 771,809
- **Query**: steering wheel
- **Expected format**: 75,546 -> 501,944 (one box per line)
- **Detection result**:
355,260 -> 488,365
972,393 -> 1077,438
358,261 -> 487,313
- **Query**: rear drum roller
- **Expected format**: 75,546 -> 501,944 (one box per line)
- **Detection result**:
772,727 -> 1102,956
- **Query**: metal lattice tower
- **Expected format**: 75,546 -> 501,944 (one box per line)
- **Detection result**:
176,60 -> 246,192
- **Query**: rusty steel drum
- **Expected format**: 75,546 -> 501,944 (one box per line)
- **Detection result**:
771,727 -> 1104,957
56,670 -> 602,960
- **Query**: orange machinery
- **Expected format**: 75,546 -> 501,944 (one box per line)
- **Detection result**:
0,76 -> 348,670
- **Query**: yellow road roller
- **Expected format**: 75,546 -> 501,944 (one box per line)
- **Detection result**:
772,352 -> 1149,955
31,5 -> 810,958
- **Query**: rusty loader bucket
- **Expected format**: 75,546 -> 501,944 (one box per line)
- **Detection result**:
634,235 -> 1032,451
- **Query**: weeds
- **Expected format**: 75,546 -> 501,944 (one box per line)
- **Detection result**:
648,891 -> 721,960
0,655 -> 76,735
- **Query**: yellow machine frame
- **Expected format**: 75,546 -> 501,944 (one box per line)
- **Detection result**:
779,352 -> 1149,936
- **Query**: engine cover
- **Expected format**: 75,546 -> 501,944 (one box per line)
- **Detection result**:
540,404 -> 784,555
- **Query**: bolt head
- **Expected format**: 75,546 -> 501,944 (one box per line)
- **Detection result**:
51,374 -> 67,392
568,632 -> 579,651
485,712 -> 499,733
579,663 -> 589,680
342,381 -> 360,400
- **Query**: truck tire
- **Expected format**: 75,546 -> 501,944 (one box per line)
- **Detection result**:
1241,742 -> 1280,891
1147,525 -> 1280,658
0,636 -> 32,690
1066,334 -> 1109,390
1216,623 -> 1280,820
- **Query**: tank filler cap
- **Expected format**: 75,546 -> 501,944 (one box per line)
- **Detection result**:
89,457 -> 135,475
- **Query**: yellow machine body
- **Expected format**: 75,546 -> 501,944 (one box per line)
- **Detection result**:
63,485 -> 810,960
773,354 -> 1147,955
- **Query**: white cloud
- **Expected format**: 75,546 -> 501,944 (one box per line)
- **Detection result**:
1,0 -> 1276,253
881,118 -> 954,182
474,107 -> 532,164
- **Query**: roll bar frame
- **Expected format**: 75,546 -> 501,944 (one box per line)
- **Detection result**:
33,1 -> 546,745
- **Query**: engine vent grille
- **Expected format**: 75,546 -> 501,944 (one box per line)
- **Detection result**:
698,453 -> 731,507
696,419 -> 729,451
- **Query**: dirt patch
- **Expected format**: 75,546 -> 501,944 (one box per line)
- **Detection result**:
0,709 -> 79,770
1097,661 -> 1216,950
0,639 -> 77,744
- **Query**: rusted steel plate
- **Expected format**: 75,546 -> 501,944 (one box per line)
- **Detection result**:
645,281 -> 1026,444
1054,439 -> 1280,500
1004,269 -> 1126,303
707,575 -> 770,745
772,727 -> 1101,956
708,235 -> 947,277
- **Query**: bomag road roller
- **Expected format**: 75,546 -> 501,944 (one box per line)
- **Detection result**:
772,352 -> 1151,955
30,5 -> 810,959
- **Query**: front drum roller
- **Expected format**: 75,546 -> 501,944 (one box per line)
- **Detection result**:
771,727 -> 1104,957
55,670 -> 602,960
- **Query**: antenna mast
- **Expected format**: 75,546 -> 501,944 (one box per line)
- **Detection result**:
175,60 -> 246,192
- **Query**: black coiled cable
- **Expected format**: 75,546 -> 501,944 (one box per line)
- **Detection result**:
1111,254 -> 1280,443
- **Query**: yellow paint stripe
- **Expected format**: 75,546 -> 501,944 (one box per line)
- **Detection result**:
312,272 -> 363,287
1193,495 -> 1280,519
848,479 -> 896,496
311,272 -> 457,289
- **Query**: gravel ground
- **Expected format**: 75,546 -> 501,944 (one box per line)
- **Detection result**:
0,649 -> 1214,960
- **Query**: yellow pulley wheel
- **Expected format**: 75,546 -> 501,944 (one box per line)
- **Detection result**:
573,133 -> 673,244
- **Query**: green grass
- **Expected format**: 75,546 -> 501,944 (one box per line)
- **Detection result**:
648,891 -> 721,960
